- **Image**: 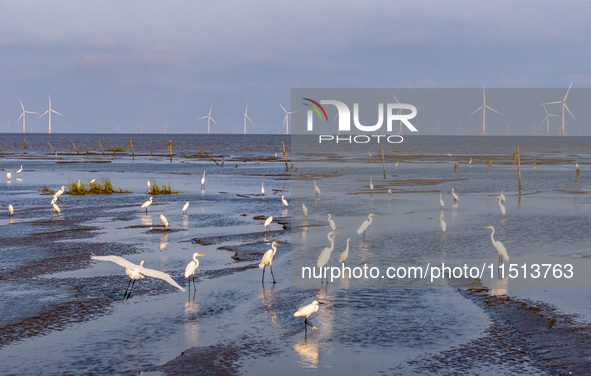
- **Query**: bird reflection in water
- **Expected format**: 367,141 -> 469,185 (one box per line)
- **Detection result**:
259,286 -> 278,323
182,214 -> 189,229
160,233 -> 168,250
490,276 -> 509,296
184,301 -> 200,344
141,215 -> 152,226
294,337 -> 319,368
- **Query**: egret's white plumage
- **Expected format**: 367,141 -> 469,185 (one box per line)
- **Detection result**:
500,191 -> 506,202
439,193 -> 444,210
160,214 -> 169,227
201,171 -> 206,189
52,203 -> 60,213
147,180 -> 151,189
89,179 -> 96,184
259,241 -> 280,283
281,195 -> 289,207
338,237 -> 351,263
369,177 -> 374,193
469,158 -> 472,165
451,188 -> 459,202
576,163 -> 580,171
314,181 -> 321,195
496,196 -> 506,216
261,182 -> 265,195
51,196 -> 57,205
16,166 -> 22,174
8,204 -> 14,216
90,254 -> 185,299
327,214 -> 336,231
7,172 -> 11,180
185,252 -> 205,292
317,231 -> 340,269
395,161 -> 399,168
484,226 -> 509,266
294,300 -> 324,331
357,213 -> 377,236
141,197 -> 153,214
182,202 -> 190,213
302,203 -> 308,218
440,219 -> 446,234
263,216 -> 273,231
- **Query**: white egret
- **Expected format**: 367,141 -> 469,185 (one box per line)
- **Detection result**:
89,179 -> 96,184
8,204 -> 14,217
327,214 -> 336,231
16,165 -> 22,175
317,231 -> 340,269
90,254 -> 185,299
445,153 -> 452,157
500,191 -> 506,202
294,300 -> 324,332
338,238 -> 352,263
388,188 -> 392,198
281,195 -> 289,207
395,161 -> 399,168
259,241 -> 280,283
357,213 -> 377,239
182,202 -> 190,213
52,203 -> 60,213
302,203 -> 308,218
185,252 -> 205,292
439,193 -> 444,210
264,216 -> 273,231
469,158 -> 472,165
576,163 -> 580,171
314,181 -> 321,195
261,182 -> 265,196
54,185 -> 66,203
440,219 -> 446,234
141,197 -> 153,214
496,196 -> 506,217
147,180 -> 151,190
7,172 -> 11,180
77,179 -> 81,188
160,214 -> 169,227
50,196 -> 58,205
369,177 -> 374,196
451,188 -> 459,202
483,226 -> 509,267
201,171 -> 206,189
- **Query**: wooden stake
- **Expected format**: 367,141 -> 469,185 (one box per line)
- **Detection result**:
71,140 -> 80,154
575,169 -> 581,189
47,141 -> 56,154
128,140 -> 134,159
168,140 -> 172,162
453,163 -> 459,175
381,143 -> 386,179
533,158 -> 536,174
196,148 -> 203,159
203,149 -> 220,165
487,160 -> 493,175
24,138 -> 27,150
97,139 -> 105,155
12,138 -> 17,148
282,141 -> 289,171
517,147 -> 522,193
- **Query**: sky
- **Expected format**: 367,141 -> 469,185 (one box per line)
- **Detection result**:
1,0 -> 591,135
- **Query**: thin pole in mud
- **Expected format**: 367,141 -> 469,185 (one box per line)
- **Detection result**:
487,160 -> 493,175
168,140 -> 172,162
24,138 -> 27,150
97,139 -> 105,155
128,140 -> 134,159
517,146 -> 522,193
381,143 -> 386,179
71,140 -> 80,154
12,138 -> 17,149
196,148 -> 203,159
47,141 -> 56,155
282,141 -> 289,171
203,149 -> 219,165
533,158 -> 536,174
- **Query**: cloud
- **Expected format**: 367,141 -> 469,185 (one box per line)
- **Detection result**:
0,37 -> 28,47
541,29 -> 562,45
86,38 -> 118,50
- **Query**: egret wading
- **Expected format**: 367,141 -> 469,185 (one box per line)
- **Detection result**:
483,226 -> 509,267
500,191 -> 506,202
185,253 -> 205,293
7,172 -> 11,180
141,197 -> 153,214
201,171 -> 206,190
260,241 -> 280,283
264,216 -> 273,231
8,204 -> 14,217
357,213 -> 377,240
369,177 -> 374,197
54,186 -> 66,203
451,188 -> 459,202
302,203 -> 308,218
182,202 -> 190,213
261,182 -> 265,196
16,166 -> 22,175
281,195 -> 289,207
160,214 -> 169,227
327,214 -> 336,231
294,300 -> 324,333
439,193 -> 444,210
440,219 -> 446,234
90,254 -> 185,299
496,196 -> 506,217
338,237 -> 352,263
147,180 -> 151,190
314,182 -> 321,196
317,231 -> 341,273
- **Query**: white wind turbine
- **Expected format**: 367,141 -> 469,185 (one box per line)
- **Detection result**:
279,103 -> 298,135
434,121 -> 443,135
543,81 -> 575,136
502,120 -> 512,136
39,94 -> 64,134
529,117 -> 540,136
243,103 -> 253,134
468,85 -> 502,136
17,98 -> 37,134
540,103 -> 558,136
199,106 -> 217,134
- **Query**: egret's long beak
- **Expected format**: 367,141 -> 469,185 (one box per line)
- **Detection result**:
317,301 -> 325,304
197,253 -> 205,256
333,232 -> 341,235
275,243 -> 281,246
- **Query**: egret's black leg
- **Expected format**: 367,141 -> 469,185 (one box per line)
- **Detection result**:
145,207 -> 148,215
270,264 -> 276,284
126,280 -> 136,300
192,274 -> 197,291
124,279 -> 132,299
262,266 -> 266,283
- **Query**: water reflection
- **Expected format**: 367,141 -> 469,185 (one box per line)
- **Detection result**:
293,337 -> 319,368
281,209 -> 288,218
182,214 -> 189,229
490,276 -> 509,296
184,301 -> 200,344
141,215 -> 152,226
160,233 -> 168,250
259,286 -> 277,324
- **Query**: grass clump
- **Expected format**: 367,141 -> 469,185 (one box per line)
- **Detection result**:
106,148 -> 127,152
68,177 -> 132,195
148,180 -> 180,195
39,186 -> 55,195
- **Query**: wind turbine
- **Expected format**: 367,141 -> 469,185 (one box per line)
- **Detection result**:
456,120 -> 462,135
468,85 -> 502,136
243,103 -> 253,134
138,124 -> 143,134
543,81 -> 575,136
39,94 -> 64,134
17,98 -> 37,134
529,117 -> 540,136
502,120 -> 512,136
540,103 -> 558,136
279,103 -> 298,135
435,121 -> 443,135
199,106 -> 217,134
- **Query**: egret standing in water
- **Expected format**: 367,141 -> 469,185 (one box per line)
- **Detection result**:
261,182 -> 265,196
201,171 -> 206,190
314,182 -> 321,196
500,191 -> 506,202
281,195 -> 289,207
327,214 -> 336,230
469,158 -> 472,165
496,196 -> 506,217
451,188 -> 459,202
90,254 -> 185,299
160,214 -> 169,227
182,202 -> 190,213
294,300 -> 324,333
302,203 -> 308,218
8,204 -> 14,217
141,197 -> 153,214
357,213 -> 377,240
147,180 -> 151,190
483,226 -> 509,267
338,238 -> 352,263
263,216 -> 273,231
185,252 -> 205,293
369,177 -> 374,197
317,231 -> 340,271
7,172 -> 11,181
439,193 -> 445,210
16,166 -> 22,175
440,219 -> 446,234
259,241 -> 280,283
54,186 -> 66,203
52,203 -> 60,213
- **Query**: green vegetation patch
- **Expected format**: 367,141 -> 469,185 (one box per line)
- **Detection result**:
68,177 -> 132,195
148,180 -> 180,195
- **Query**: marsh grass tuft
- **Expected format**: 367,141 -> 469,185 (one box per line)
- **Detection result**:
106,148 -> 127,152
68,177 -> 131,195
148,180 -> 180,195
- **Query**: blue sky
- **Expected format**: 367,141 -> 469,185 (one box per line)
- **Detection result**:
1,1 -> 590,134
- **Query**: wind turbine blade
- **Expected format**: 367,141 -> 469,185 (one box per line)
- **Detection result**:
52,109 -> 64,117
25,111 -> 38,114
208,106 -> 212,116
390,92 -> 400,103
564,104 -> 576,121
19,98 -> 25,111
39,110 -> 50,118
564,80 -> 573,101
246,114 -> 253,124
485,105 -> 502,115
210,117 -> 217,124
199,116 -> 208,120
543,101 -> 561,105
288,110 -> 299,115
17,113 -> 23,123
245,103 -> 249,113
278,103 -> 288,114
467,106 -> 483,117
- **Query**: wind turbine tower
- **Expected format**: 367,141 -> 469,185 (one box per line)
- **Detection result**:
243,103 -> 253,134
199,106 -> 217,134
17,99 -> 37,134
468,85 -> 502,136
543,81 -> 575,136
279,103 -> 298,135
39,94 -> 64,134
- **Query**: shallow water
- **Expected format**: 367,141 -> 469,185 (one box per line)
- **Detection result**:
0,134 -> 590,375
